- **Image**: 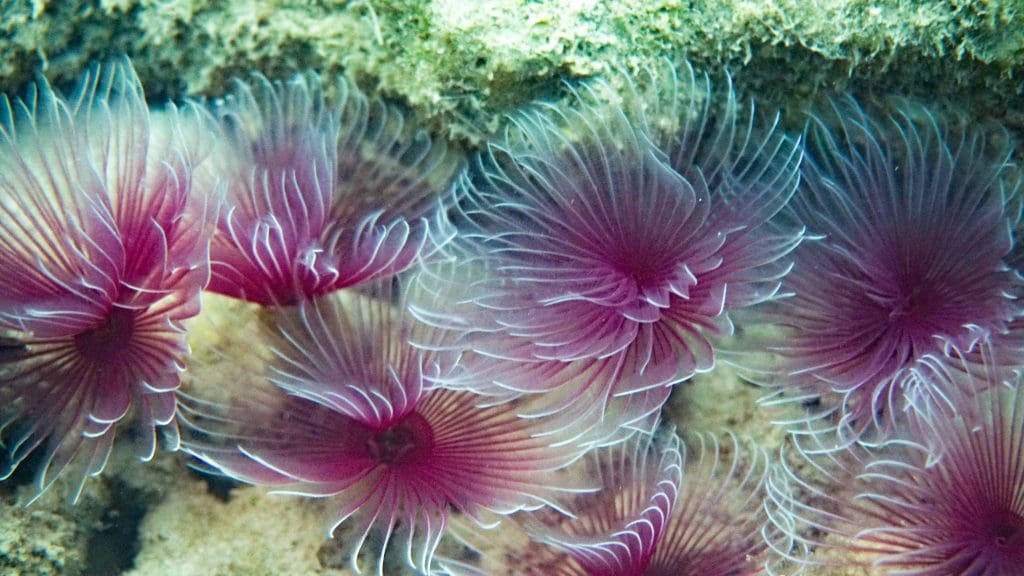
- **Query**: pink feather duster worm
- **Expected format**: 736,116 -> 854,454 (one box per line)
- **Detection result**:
413,66 -> 802,443
768,351 -> 1024,575
763,98 -> 1021,444
439,429 -> 777,576
0,62 -> 214,500
179,281 -> 587,575
203,73 -> 460,305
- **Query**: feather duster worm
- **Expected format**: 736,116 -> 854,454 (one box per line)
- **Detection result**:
441,430 -> 775,575
179,283 -> 587,575
413,67 -> 802,442
764,98 -> 1021,443
523,430 -> 685,576
0,62 -> 213,500
768,352 -> 1024,575
204,73 -> 459,305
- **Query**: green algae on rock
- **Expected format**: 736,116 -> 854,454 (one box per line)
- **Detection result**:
0,485 -> 104,576
0,499 -> 87,576
1,0 -> 1023,145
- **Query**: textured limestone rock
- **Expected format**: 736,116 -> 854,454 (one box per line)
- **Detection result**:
1,0 -> 1021,145
127,479 -> 340,576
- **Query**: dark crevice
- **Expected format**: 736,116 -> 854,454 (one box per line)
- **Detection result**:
83,481 -> 146,576
0,446 -> 45,493
188,467 -> 238,502
801,396 -> 822,408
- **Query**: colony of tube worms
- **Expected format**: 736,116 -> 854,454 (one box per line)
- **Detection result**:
1,59 -> 1022,575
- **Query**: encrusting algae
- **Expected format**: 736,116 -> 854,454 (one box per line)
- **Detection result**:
2,0 -> 1024,143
